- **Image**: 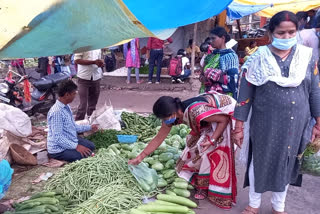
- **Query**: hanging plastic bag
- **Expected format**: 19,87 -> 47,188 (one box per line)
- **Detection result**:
89,102 -> 121,131
0,160 -> 14,199
128,162 -> 158,192
300,138 -> 320,176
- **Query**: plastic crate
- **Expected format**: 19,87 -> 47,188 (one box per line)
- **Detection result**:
117,135 -> 138,144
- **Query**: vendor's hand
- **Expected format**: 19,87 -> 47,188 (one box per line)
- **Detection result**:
91,124 -> 99,132
232,129 -> 244,149
76,144 -> 92,157
95,59 -> 104,67
311,125 -> 320,142
200,140 -> 212,153
128,154 -> 144,165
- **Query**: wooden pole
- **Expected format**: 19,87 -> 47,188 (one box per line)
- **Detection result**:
191,22 -> 198,77
236,19 -> 242,38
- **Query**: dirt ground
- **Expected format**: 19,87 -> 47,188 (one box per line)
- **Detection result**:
2,82 -> 320,214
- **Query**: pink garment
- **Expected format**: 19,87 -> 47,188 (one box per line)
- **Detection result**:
11,59 -> 24,66
126,39 -> 140,68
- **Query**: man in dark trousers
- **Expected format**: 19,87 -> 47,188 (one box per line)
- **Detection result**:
146,37 -> 173,84
74,49 -> 104,120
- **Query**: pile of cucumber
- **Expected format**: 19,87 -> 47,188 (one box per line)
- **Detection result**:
130,194 -> 197,214
165,178 -> 194,198
5,191 -> 70,214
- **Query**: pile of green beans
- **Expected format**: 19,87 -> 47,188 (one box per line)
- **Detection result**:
64,181 -> 142,214
45,149 -> 158,207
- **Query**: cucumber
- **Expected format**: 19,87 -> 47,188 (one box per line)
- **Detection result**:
165,177 -> 175,184
144,157 -> 154,164
14,205 -> 46,214
173,188 -> 191,198
163,170 -> 176,179
30,192 -> 56,200
152,162 -> 164,171
23,197 -> 59,205
15,202 -> 41,211
154,200 -> 178,206
174,178 -> 187,183
46,204 -> 59,212
137,204 -> 189,213
138,179 -> 151,192
187,184 -> 194,190
157,178 -> 168,188
165,189 -> 176,196
165,159 -> 175,169
130,209 -> 149,214
157,194 -> 197,208
159,153 -> 174,162
173,182 -> 188,189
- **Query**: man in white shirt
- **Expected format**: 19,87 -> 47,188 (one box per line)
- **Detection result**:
74,49 -> 104,120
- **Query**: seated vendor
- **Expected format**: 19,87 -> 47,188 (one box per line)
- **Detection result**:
244,40 -> 258,61
47,80 -> 98,162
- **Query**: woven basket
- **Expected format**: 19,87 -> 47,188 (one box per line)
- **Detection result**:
9,144 -> 37,166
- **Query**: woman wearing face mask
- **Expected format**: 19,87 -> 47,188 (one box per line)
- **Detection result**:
129,92 -> 237,209
200,27 -> 239,98
233,11 -> 320,214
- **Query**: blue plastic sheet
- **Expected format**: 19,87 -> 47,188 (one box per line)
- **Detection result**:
0,160 -> 14,199
227,2 -> 271,20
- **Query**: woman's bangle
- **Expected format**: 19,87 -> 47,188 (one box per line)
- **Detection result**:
234,126 -> 244,129
206,135 -> 215,146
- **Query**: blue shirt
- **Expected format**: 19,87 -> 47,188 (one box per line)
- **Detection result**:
47,100 -> 91,154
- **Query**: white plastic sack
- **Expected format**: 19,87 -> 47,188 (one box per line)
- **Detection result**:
0,136 -> 10,161
89,103 -> 121,131
0,104 -> 32,137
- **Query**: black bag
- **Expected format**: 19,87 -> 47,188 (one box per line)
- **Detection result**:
104,52 -> 116,72
36,57 -> 48,75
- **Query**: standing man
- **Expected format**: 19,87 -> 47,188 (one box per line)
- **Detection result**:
299,15 -> 320,60
74,49 -> 104,120
296,11 -> 308,30
146,37 -> 173,84
47,80 -> 99,162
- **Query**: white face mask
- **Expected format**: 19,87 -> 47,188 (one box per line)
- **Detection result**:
272,36 -> 297,50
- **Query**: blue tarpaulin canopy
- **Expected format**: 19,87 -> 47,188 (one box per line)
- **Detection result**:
227,2 -> 271,20
0,0 -> 232,58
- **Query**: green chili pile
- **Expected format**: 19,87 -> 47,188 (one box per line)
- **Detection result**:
85,129 -> 120,149
121,112 -> 161,141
